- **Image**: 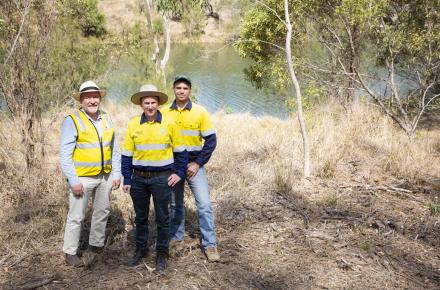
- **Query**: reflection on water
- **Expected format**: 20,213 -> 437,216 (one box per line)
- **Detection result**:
107,43 -> 289,118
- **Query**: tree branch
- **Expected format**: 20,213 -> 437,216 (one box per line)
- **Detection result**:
2,0 -> 33,68
255,0 -> 286,26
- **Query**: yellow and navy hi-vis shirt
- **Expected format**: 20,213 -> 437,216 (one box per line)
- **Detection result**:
69,109 -> 114,176
161,100 -> 217,166
121,111 -> 188,186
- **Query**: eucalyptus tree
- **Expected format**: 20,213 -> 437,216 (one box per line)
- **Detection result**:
237,0 -> 440,140
0,0 -> 112,170
236,0 -> 313,177
153,0 -> 217,72
335,0 -> 440,138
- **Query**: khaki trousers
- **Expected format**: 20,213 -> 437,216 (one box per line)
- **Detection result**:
63,173 -> 112,255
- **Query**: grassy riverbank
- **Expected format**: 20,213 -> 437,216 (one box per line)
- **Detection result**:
0,103 -> 439,288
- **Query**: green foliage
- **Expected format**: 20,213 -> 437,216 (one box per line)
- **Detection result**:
63,0 -> 106,37
428,198 -> 440,215
225,106 -> 234,114
0,0 -> 118,110
181,5 -> 207,36
152,17 -> 164,35
105,22 -> 156,100
235,0 -> 311,92
126,20 -> 148,49
236,0 -> 440,117
155,0 -> 208,18
360,240 -> 374,251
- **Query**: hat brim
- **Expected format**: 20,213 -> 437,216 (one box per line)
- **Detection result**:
131,91 -> 168,105
73,90 -> 107,102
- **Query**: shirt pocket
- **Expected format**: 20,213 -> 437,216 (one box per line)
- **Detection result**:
182,122 -> 199,130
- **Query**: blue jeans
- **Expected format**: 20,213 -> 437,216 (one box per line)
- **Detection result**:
170,167 -> 217,248
130,175 -> 171,253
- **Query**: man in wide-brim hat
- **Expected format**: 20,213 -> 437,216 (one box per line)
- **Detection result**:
121,84 -> 188,273
60,80 -> 121,267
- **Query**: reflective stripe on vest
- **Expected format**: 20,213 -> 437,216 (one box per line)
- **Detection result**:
70,110 -> 114,176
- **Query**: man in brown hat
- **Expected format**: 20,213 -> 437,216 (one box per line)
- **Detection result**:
60,80 -> 121,267
121,84 -> 187,273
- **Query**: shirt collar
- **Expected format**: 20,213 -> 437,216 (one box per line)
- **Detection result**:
170,99 -> 192,110
80,108 -> 102,121
140,110 -> 162,124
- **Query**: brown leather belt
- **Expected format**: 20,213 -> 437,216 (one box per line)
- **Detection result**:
133,169 -> 172,178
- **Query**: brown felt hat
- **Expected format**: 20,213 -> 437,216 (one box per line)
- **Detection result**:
131,84 -> 168,105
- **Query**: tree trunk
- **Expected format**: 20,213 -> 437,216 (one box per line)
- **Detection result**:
145,0 -> 160,72
160,15 -> 171,71
347,23 -> 359,105
284,0 -> 311,178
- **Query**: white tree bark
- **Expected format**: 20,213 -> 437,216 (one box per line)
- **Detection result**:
145,0 -> 160,72
284,0 -> 311,177
160,15 -> 171,70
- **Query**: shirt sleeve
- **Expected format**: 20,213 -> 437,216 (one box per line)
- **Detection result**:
195,109 -> 217,166
110,133 -> 121,181
59,116 -> 81,187
170,123 -> 188,179
199,109 -> 216,137
121,123 -> 135,185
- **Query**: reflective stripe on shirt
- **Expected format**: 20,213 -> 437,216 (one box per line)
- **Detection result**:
181,129 -> 200,136
186,145 -> 203,152
201,129 -> 216,137
132,158 -> 174,167
134,144 -> 170,151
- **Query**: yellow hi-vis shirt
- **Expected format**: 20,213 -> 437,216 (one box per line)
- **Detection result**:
122,114 -> 185,168
69,109 -> 114,176
161,102 -> 215,152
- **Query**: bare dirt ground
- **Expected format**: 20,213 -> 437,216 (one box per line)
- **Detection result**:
1,175 -> 439,289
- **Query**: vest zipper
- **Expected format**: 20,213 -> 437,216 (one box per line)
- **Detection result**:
90,120 -> 104,173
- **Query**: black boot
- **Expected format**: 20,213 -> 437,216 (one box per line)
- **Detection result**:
128,249 -> 147,267
155,252 -> 168,273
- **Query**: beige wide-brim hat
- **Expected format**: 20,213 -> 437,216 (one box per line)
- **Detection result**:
131,84 -> 168,105
73,80 -> 107,101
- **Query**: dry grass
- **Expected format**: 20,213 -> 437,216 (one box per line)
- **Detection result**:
1,102 -> 439,241
0,101 -> 439,288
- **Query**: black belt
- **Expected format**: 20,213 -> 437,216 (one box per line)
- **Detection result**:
133,169 -> 172,178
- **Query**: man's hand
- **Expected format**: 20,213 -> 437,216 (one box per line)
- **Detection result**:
122,185 -> 131,193
168,173 -> 181,187
71,183 -> 84,197
112,178 -> 121,190
186,162 -> 200,179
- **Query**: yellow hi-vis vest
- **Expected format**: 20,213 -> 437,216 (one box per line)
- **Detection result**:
122,116 -> 184,167
69,109 -> 114,176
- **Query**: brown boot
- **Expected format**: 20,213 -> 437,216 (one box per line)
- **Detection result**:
65,254 -> 84,267
204,247 -> 220,262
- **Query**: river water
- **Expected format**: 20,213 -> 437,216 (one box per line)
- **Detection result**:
106,43 -> 289,118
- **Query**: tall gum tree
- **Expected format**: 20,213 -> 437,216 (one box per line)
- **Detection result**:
236,0 -> 312,177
